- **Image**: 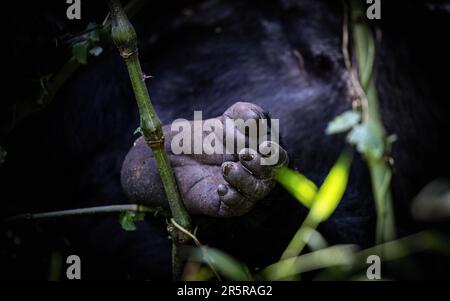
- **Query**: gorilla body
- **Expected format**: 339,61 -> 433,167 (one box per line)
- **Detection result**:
2,0 -> 449,279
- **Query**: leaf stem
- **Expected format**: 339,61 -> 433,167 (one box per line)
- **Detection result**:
349,0 -> 396,243
108,0 -> 192,279
5,204 -> 153,222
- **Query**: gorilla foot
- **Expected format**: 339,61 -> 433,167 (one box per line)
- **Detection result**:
121,102 -> 288,217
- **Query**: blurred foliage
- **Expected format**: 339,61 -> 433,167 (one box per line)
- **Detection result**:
350,0 -> 396,243
309,151 -> 352,223
280,151 -> 352,261
411,179 -> 450,222
275,151 -> 351,214
326,110 -> 361,135
183,229 -> 450,281
275,167 -> 318,208
326,0 -> 396,244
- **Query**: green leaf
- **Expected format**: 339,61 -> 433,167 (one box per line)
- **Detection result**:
118,211 -> 145,231
309,151 -> 352,223
347,122 -> 384,160
278,151 -> 352,262
275,152 -> 352,219
133,127 -> 142,135
326,111 -> 361,135
301,227 -> 329,252
72,41 -> 89,65
275,167 -> 318,208
0,145 -> 7,167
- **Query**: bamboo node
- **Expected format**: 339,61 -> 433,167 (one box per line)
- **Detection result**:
145,135 -> 165,148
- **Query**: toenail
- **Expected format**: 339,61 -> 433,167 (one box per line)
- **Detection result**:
242,153 -> 254,161
217,184 -> 228,196
222,163 -> 233,176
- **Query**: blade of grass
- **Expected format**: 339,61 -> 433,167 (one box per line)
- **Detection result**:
262,244 -> 358,280
275,167 -> 318,208
281,151 -> 352,261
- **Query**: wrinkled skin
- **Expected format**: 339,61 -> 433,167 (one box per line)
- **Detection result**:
121,102 -> 288,217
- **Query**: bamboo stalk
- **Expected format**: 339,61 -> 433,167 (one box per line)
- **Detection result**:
108,0 -> 192,279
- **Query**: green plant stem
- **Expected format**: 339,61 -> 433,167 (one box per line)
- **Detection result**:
368,159 -> 396,243
5,204 -> 153,222
108,0 -> 192,279
172,241 -> 184,280
281,214 -> 318,260
263,244 -> 357,280
350,0 -> 396,243
171,218 -> 222,280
